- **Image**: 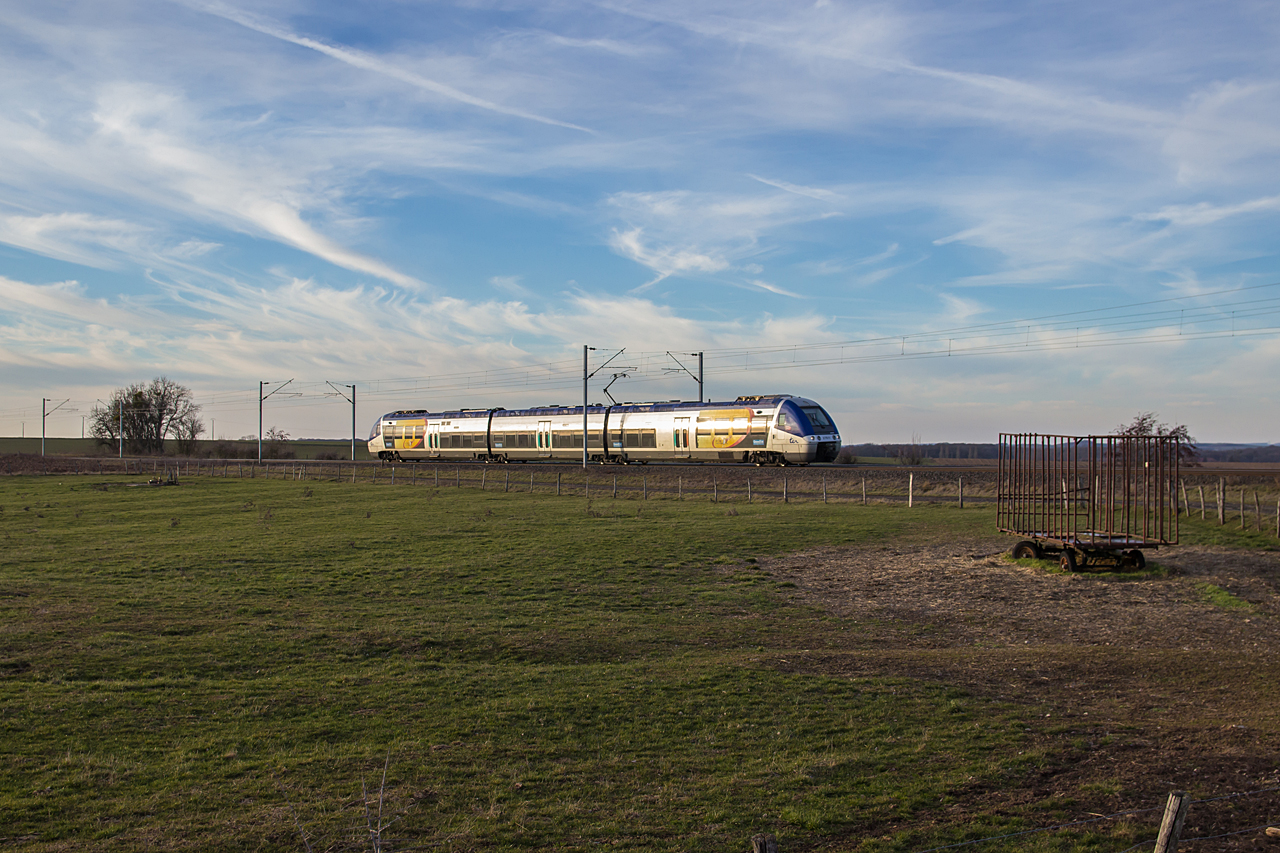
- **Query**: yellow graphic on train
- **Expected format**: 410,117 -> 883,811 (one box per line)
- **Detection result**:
385,420 -> 426,450
695,408 -> 756,450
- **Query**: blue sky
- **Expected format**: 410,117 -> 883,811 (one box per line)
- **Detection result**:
3,0 -> 1280,443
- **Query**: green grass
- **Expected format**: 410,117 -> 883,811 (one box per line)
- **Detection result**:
0,477 -> 1145,851
0,437 -> 372,460
1193,581 -> 1254,611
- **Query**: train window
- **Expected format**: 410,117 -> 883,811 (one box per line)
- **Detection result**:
776,413 -> 788,429
641,430 -> 656,448
801,407 -> 833,430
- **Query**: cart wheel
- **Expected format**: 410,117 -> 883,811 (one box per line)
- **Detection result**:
1059,550 -> 1078,572
1011,541 -> 1042,560
1123,549 -> 1146,570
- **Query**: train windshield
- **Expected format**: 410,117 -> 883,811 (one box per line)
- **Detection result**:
800,406 -> 834,431
368,421 -> 383,439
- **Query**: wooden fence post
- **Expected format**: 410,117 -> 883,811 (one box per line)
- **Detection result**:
822,474 -> 827,504
713,477 -> 718,503
643,475 -> 647,500
1253,491 -> 1261,532
747,476 -> 752,503
908,473 -> 914,508
612,474 -> 616,499
783,476 -> 788,503
456,467 -> 460,488
505,471 -> 509,493
862,477 -> 866,505
751,834 -> 779,853
1180,479 -> 1188,516
958,476 -> 964,509
481,469 -> 486,491
1198,485 -> 1204,520
1241,488 -> 1246,530
1218,479 -> 1225,525
1153,791 -> 1191,853
678,476 -> 682,500
557,472 -> 561,496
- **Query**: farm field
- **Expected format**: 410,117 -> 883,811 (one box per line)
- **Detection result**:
0,473 -> 1277,851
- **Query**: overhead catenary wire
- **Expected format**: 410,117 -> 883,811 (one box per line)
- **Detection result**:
13,280 -> 1280,431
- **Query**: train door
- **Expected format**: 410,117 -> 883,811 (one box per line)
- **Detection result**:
673,417 -> 691,458
427,423 -> 440,457
537,420 -> 552,457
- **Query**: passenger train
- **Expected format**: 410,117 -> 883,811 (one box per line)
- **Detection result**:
368,394 -> 840,465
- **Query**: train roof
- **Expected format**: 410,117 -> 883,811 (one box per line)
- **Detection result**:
377,395 -> 818,421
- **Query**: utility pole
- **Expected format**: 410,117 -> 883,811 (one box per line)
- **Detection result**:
41,398 -> 68,457
583,346 -> 627,469
259,379 -> 294,462
665,351 -> 704,401
326,382 -> 357,461
583,346 -> 593,469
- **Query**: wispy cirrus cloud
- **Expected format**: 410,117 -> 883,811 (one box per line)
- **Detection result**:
185,1 -> 594,134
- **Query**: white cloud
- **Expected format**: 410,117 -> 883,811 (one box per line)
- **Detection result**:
186,1 -> 593,133
0,212 -> 151,269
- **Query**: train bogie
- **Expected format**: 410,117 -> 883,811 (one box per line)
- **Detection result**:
367,395 -> 840,465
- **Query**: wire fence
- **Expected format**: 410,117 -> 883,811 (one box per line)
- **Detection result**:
910,785 -> 1280,853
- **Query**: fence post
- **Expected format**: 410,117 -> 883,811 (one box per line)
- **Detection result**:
1153,791 -> 1191,853
909,473 -> 914,508
557,472 -> 561,496
1218,479 -> 1225,525
1180,479 -> 1188,516
643,475 -> 647,500
713,477 -> 718,503
613,475 -> 616,499
505,471 -> 510,493
822,474 -> 827,504
481,469 -> 486,491
1254,491 -> 1261,531
783,476 -> 788,503
678,476 -> 682,500
751,835 -> 778,853
747,476 -> 752,503
1241,488 -> 1246,530
862,477 -> 866,505
1199,485 -> 1204,520
958,476 -> 964,509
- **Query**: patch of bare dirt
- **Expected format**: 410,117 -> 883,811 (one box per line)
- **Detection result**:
761,538 -> 1280,849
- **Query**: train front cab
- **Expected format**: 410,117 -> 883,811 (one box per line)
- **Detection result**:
771,398 -> 841,464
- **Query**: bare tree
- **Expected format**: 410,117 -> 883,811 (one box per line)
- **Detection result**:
90,377 -> 202,455
1113,412 -> 1198,465
894,432 -> 925,466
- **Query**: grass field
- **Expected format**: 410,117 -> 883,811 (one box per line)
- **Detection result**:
0,438 -> 373,461
0,474 -> 1273,851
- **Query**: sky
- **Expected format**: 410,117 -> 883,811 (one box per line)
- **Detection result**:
3,0 -> 1280,444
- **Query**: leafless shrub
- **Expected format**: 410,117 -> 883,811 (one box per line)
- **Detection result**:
894,432 -> 925,466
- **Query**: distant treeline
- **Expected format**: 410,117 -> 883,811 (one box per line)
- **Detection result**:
843,443 -> 1000,461
843,442 -> 1280,463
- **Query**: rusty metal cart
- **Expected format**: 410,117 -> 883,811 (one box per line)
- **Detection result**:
997,433 -> 1180,570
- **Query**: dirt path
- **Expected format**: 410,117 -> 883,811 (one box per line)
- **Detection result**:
759,539 -> 1280,849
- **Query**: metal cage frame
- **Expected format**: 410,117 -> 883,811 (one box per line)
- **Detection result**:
997,433 -> 1179,561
